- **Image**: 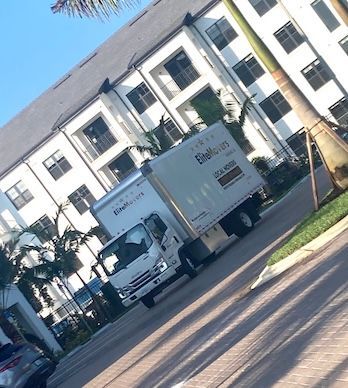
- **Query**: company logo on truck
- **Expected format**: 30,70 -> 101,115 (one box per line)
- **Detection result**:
194,140 -> 230,165
113,192 -> 145,216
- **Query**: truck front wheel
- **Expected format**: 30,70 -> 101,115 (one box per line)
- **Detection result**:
181,256 -> 198,279
141,294 -> 155,309
234,209 -> 254,238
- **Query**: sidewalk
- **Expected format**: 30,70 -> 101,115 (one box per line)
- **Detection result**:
183,230 -> 348,387
251,214 -> 348,289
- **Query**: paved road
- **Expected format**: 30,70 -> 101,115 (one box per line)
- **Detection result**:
49,168 -> 346,387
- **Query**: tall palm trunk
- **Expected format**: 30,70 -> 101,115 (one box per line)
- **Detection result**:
223,0 -> 348,190
330,0 -> 348,25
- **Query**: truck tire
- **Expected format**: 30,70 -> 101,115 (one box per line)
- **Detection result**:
181,256 -> 198,279
141,295 -> 155,309
234,209 -> 254,238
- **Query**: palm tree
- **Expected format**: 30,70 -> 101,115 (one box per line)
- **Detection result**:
0,237 -> 22,313
22,204 -> 108,327
130,115 -> 178,158
222,0 -> 348,190
329,0 -> 348,25
51,0 -> 139,18
190,91 -> 255,153
0,234 -> 52,342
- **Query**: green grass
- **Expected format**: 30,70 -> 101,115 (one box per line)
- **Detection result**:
267,191 -> 348,266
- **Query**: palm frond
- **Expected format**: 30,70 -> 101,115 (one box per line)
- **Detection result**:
238,94 -> 256,128
51,0 -> 139,19
181,126 -> 200,141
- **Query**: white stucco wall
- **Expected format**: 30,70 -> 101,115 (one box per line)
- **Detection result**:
0,286 -> 61,352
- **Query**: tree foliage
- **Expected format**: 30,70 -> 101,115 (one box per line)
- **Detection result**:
22,203 -> 94,287
190,90 -> 255,152
51,0 -> 139,19
0,233 -> 53,314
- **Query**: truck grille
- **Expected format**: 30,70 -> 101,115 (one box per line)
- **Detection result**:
129,270 -> 155,291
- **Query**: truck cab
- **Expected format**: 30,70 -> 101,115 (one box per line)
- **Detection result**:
97,213 -> 196,308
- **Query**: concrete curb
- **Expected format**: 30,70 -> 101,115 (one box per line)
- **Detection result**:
251,215 -> 348,290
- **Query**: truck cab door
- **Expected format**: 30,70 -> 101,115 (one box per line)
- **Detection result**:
145,214 -> 181,264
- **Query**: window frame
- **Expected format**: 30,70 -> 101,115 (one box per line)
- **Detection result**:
286,129 -> 307,157
43,150 -> 72,180
126,82 -> 157,114
206,17 -> 238,50
274,21 -> 304,54
301,59 -> 331,90
82,117 -> 117,157
31,215 -> 56,244
6,181 -> 34,210
154,118 -> 182,146
260,90 -> 292,123
339,36 -> 348,55
68,185 -> 96,215
233,53 -> 265,87
108,152 -> 137,182
311,0 -> 340,32
329,97 -> 348,126
248,0 -> 277,16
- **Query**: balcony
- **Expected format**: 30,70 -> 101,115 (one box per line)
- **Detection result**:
109,166 -> 138,186
83,131 -> 117,161
161,64 -> 200,100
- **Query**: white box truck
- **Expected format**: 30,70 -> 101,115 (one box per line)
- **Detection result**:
91,122 -> 264,308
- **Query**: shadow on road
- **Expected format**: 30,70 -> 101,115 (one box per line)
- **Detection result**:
135,241 -> 347,387
51,169 -> 335,387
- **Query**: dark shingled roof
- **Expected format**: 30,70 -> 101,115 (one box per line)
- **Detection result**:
0,0 -> 215,177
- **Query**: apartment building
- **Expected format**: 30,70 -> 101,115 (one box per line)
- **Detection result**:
0,0 -> 347,307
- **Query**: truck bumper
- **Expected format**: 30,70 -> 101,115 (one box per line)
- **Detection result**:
122,266 -> 178,307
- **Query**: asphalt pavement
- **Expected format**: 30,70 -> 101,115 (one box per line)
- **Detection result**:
49,167 -> 347,387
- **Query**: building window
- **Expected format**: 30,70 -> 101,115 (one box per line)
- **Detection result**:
274,22 -> 304,53
286,129 -> 307,157
126,82 -> 157,114
302,59 -> 331,90
83,117 -> 117,157
206,17 -> 238,50
339,36 -> 348,55
329,97 -> 348,126
74,277 -> 103,306
164,51 -> 200,91
6,182 -> 34,210
249,0 -> 277,16
233,54 -> 265,87
260,90 -> 292,123
108,153 -> 137,182
311,0 -> 340,32
31,215 -> 56,244
154,119 -> 182,146
43,150 -> 72,180
68,185 -> 95,214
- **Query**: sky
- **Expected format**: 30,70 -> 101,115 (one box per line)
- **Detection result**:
0,0 -> 151,127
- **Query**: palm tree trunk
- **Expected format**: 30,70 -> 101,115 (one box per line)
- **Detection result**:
223,0 -> 348,190
330,0 -> 348,25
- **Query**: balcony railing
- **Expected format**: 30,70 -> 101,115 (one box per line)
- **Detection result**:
109,166 -> 138,186
161,64 -> 200,100
83,131 -> 117,161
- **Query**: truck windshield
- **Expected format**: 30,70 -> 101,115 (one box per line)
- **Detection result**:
99,224 -> 153,275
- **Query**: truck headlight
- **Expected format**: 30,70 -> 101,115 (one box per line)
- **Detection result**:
117,287 -> 131,299
154,257 -> 168,273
